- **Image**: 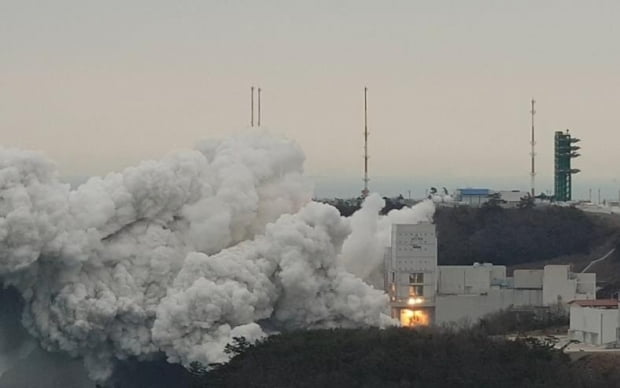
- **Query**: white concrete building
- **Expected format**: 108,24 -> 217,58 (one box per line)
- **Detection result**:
513,269 -> 544,289
384,223 -> 597,327
497,190 -> 531,208
434,264 -> 545,325
454,188 -> 531,208
542,265 -> 596,306
437,264 -> 506,295
454,188 -> 491,207
568,300 -> 619,346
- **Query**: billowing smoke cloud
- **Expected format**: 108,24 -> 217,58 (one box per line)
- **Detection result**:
0,130 -> 434,382
340,194 -> 435,279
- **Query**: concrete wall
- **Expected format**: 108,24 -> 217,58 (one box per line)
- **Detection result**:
514,269 -> 543,289
543,265 -> 577,305
575,273 -> 596,297
569,305 -> 618,345
437,266 -> 492,295
435,289 -> 542,325
490,266 -> 507,285
542,265 -> 596,306
437,264 -> 507,295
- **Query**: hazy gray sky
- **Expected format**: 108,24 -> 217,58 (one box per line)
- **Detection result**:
2,1 -> 619,198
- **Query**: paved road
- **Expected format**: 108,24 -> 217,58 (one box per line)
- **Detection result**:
581,248 -> 616,273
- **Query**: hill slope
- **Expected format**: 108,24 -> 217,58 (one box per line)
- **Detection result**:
199,328 -> 612,388
434,205 -> 618,266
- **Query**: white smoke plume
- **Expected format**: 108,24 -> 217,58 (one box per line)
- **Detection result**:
340,194 -> 435,279
0,130 -> 434,381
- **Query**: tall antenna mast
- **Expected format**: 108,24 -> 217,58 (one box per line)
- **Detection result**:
250,86 -> 255,127
361,86 -> 369,198
257,87 -> 261,127
530,99 -> 536,197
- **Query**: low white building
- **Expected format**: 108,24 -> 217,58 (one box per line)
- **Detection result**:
384,223 -> 597,327
497,190 -> 531,208
437,264 -> 506,295
434,264 -> 594,325
454,188 -> 491,207
568,300 -> 619,346
454,188 -> 531,208
542,265 -> 596,306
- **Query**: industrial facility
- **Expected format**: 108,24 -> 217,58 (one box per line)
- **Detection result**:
384,223 -> 596,327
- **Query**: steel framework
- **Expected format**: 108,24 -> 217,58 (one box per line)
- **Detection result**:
554,130 -> 580,201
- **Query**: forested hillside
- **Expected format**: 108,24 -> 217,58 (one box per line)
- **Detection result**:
434,205 -> 614,266
195,327 -> 619,388
330,199 -> 616,266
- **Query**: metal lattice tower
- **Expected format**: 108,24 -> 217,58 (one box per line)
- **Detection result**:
530,99 -> 536,197
250,86 -> 255,127
250,86 -> 262,127
554,130 -> 581,201
257,87 -> 261,127
361,87 -> 370,198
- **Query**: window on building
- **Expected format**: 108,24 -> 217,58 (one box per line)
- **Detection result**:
409,285 -> 423,297
409,273 -> 424,284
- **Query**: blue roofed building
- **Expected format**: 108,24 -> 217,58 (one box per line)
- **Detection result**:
455,188 -> 492,207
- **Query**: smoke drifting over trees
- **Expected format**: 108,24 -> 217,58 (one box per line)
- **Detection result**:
0,130 -> 434,383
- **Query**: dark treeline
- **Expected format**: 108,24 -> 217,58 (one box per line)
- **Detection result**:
473,307 -> 568,335
434,205 -> 608,266
330,199 -> 611,266
193,327 -> 618,388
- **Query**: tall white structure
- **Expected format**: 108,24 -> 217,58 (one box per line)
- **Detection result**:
385,223 -> 438,327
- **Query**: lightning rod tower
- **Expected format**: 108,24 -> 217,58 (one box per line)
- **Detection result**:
257,87 -> 261,127
250,86 -> 255,127
361,87 -> 370,198
530,99 -> 536,197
